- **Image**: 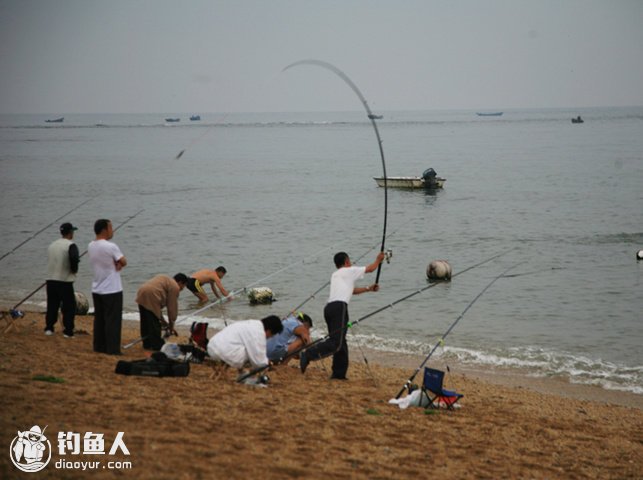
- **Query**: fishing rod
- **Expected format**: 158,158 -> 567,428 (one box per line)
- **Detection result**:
128,231 -> 391,348
286,216 -> 413,317
393,261 -> 523,399
0,196 -> 96,263
123,246 -> 331,349
237,248 -> 513,382
170,244 -> 336,330
283,218 -> 411,384
283,60 -> 388,284
9,209 -> 144,313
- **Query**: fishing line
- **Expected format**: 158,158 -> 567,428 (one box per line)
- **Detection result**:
393,261 -> 524,399
9,209 -> 144,313
501,266 -> 564,278
0,196 -> 96,263
287,215 -> 412,317
283,59 -> 388,284
237,248 -> 513,382
174,112 -> 232,160
172,243 -> 337,330
174,70 -> 283,160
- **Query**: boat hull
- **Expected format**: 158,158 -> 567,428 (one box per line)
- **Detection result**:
373,176 -> 445,189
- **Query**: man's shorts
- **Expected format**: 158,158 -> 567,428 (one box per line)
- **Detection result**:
186,278 -> 206,295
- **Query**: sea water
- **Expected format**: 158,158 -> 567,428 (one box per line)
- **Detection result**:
1,108 -> 641,394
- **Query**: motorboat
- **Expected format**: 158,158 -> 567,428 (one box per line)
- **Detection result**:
374,168 -> 446,189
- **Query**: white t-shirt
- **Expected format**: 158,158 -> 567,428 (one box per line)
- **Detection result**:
88,239 -> 124,294
328,266 -> 366,304
207,320 -> 268,369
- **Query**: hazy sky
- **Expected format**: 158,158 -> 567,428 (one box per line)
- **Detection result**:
1,0 -> 642,114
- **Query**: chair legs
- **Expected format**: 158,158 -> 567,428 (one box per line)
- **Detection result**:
422,387 -> 463,410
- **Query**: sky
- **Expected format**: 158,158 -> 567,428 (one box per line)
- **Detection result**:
1,0 -> 642,114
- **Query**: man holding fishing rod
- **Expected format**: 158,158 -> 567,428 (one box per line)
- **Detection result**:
300,251 -> 385,380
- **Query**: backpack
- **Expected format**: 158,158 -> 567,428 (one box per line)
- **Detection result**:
115,352 -> 190,377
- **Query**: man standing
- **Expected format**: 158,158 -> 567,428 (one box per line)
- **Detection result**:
207,316 -> 283,370
300,251 -> 384,379
88,218 -> 127,355
135,273 -> 188,351
187,266 -> 229,303
45,222 -> 80,337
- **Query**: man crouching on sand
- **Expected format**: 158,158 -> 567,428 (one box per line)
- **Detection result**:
207,316 -> 283,372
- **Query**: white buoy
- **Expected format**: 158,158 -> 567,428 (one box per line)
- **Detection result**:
637,250 -> 643,261
75,291 -> 89,315
426,260 -> 452,281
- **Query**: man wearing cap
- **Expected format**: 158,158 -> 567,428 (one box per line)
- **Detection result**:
45,222 -> 80,337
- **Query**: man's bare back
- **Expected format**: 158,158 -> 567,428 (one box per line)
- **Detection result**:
189,267 -> 229,301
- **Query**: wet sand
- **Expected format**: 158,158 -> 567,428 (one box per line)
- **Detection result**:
1,312 -> 641,479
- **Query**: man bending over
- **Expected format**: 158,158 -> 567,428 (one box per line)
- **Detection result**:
187,266 -> 229,303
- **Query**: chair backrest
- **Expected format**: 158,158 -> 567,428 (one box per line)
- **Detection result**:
423,367 -> 445,394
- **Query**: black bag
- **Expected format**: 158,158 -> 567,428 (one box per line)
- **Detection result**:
115,352 -> 190,377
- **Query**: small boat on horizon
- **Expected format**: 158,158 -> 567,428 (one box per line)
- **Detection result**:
45,117 -> 64,123
571,115 -> 584,124
374,168 -> 446,190
165,117 -> 180,123
189,115 -> 201,121
476,112 -> 503,117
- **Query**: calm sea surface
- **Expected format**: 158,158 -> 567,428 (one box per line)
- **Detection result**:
1,108 -> 642,394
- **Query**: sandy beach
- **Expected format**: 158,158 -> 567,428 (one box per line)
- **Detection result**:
1,311 -> 641,479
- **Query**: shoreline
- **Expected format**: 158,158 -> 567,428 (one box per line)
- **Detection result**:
4,307 -> 642,410
1,312 -> 642,478
360,350 -> 643,410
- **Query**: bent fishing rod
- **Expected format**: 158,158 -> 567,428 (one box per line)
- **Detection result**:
9,209 -> 144,312
283,60 -> 388,284
0,196 -> 96,263
394,261 -> 523,399
237,248 -> 513,382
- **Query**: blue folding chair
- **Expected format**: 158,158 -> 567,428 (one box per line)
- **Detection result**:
421,367 -> 463,410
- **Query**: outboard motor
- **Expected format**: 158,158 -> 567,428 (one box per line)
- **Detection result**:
422,168 -> 438,188
422,168 -> 437,180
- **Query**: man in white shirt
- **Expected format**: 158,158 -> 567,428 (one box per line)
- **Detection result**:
88,218 -> 127,355
207,315 -> 283,370
300,251 -> 384,379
